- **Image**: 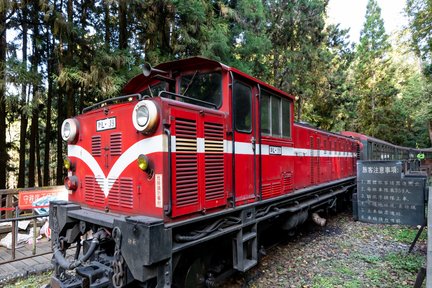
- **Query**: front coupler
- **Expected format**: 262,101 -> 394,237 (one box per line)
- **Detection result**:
49,201 -> 172,288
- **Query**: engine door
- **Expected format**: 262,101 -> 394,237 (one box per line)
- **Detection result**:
232,78 -> 258,205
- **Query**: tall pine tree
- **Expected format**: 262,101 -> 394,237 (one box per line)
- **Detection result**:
351,0 -> 399,141
406,0 -> 432,145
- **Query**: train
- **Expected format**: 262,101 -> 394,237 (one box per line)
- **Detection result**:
49,57 -> 429,288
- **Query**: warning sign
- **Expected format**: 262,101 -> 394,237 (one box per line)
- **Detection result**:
18,186 -> 67,209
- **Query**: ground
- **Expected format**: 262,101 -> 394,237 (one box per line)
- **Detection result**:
222,212 -> 426,288
2,212 -> 427,288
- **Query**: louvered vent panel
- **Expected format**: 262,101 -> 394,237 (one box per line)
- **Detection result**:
272,182 -> 282,195
110,133 -> 122,156
92,136 -> 101,156
175,118 -> 198,207
262,183 -> 272,199
108,177 -> 133,209
262,181 -> 283,199
204,123 -> 224,201
283,173 -> 293,192
84,176 -> 105,205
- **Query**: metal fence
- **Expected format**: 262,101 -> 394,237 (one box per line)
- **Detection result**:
0,186 -> 65,265
0,209 -> 50,264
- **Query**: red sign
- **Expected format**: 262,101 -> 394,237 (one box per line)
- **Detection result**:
18,186 -> 65,210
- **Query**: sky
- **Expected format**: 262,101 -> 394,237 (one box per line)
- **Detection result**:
327,0 -> 408,43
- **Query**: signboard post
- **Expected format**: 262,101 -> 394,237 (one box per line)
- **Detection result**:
427,187 -> 432,288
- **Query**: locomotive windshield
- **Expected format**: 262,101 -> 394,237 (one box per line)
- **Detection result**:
141,81 -> 171,97
180,72 -> 222,108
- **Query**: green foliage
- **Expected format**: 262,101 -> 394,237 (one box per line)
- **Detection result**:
406,0 -> 432,65
348,0 -> 404,143
406,0 -> 432,146
1,0 -> 431,186
4,271 -> 52,288
385,252 -> 424,273
305,24 -> 354,131
385,225 -> 426,244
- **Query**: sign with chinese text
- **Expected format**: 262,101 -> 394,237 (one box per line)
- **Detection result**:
18,186 -> 67,210
356,161 -> 426,225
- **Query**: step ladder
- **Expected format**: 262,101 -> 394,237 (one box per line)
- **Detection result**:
232,222 -> 257,272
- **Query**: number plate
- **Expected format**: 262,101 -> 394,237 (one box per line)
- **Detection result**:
269,146 -> 282,155
96,117 -> 116,131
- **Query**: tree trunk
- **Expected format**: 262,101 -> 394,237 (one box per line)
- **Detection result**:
104,1 -> 111,47
56,94 -> 64,185
36,115 -> 42,187
56,0 -> 65,185
43,30 -> 53,186
297,96 -> 302,122
0,7 -> 7,189
67,0 -> 73,23
28,95 -> 36,187
18,5 -> 28,188
119,0 -> 127,49
65,0 -> 74,118
29,1 -> 40,187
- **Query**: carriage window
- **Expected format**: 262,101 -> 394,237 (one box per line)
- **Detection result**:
271,97 -> 281,136
261,94 -> 270,134
261,90 -> 291,138
282,99 -> 291,137
234,82 -> 252,133
180,72 -> 222,108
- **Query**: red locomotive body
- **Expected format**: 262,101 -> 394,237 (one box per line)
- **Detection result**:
51,57 -> 357,288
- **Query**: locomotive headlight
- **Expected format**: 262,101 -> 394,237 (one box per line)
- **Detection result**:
64,175 -> 78,191
132,100 -> 159,133
64,157 -> 72,170
61,118 -> 79,143
137,154 -> 149,171
136,106 -> 149,127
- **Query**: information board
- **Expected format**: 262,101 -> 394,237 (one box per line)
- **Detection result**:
356,161 -> 427,225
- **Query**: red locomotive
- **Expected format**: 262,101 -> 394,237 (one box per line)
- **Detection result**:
51,57 -> 359,288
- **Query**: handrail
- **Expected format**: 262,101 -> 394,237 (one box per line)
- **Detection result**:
82,93 -> 141,113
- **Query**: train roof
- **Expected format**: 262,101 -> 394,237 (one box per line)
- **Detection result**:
123,56 -> 295,101
294,122 -> 357,142
341,131 -> 432,152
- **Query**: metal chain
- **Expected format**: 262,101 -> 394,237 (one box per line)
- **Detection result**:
112,227 -> 125,288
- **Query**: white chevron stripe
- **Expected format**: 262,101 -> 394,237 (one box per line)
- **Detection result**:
68,134 -> 166,197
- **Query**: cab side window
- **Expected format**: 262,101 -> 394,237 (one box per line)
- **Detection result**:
234,82 -> 252,133
261,90 -> 291,138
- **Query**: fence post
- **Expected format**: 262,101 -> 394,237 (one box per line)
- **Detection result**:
32,210 -> 37,255
11,206 -> 18,260
5,194 -> 13,219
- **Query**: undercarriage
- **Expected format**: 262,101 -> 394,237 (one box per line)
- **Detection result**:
49,177 -> 355,288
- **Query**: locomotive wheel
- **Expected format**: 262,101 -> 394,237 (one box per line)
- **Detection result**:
184,257 -> 206,287
173,252 -> 211,288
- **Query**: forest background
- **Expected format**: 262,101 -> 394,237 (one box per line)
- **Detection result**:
0,0 -> 431,189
